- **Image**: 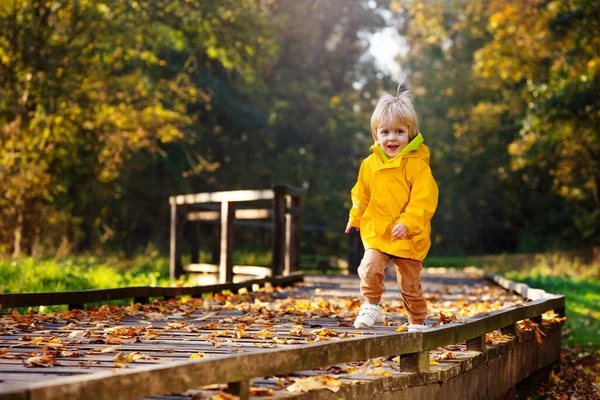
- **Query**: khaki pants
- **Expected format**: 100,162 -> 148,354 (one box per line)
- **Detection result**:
357,249 -> 428,324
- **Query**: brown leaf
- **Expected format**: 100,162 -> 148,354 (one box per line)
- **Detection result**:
26,354 -> 59,367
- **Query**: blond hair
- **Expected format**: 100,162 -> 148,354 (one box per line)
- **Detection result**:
370,84 -> 419,142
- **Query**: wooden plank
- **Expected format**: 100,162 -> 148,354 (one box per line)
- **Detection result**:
0,271 -> 564,400
422,306 -> 520,350
187,211 -> 220,221
422,296 -> 564,351
184,264 -> 271,277
187,209 -> 271,221
0,274 -> 303,309
512,296 -> 565,322
485,272 -> 550,300
235,209 -> 271,220
170,190 -> 275,206
272,184 -> 305,198
0,287 -> 149,309
0,332 -> 422,400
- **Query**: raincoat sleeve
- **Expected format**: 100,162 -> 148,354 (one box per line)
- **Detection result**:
348,160 -> 370,228
398,160 -> 438,238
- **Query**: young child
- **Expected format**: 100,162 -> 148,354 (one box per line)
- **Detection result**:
345,85 -> 438,332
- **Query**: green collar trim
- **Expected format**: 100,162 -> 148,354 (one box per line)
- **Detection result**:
374,145 -> 389,162
400,132 -> 424,155
372,133 -> 424,163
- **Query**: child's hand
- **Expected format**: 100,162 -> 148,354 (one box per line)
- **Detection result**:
345,222 -> 358,234
392,222 -> 408,239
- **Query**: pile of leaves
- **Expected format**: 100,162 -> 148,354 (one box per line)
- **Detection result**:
516,347 -> 599,400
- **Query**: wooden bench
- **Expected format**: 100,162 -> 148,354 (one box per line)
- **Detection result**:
169,185 -> 304,282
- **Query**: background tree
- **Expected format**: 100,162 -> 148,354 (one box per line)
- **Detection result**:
1,0 -> 598,259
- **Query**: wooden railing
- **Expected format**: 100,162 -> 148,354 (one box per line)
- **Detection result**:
169,185 -> 304,282
0,273 -> 304,310
0,271 -> 565,400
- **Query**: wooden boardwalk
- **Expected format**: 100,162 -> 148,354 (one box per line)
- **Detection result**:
0,269 -> 565,400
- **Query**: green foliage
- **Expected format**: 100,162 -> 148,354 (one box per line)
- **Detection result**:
0,0 -> 280,255
395,0 -> 600,254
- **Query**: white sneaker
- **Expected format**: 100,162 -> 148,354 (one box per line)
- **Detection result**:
407,323 -> 429,332
354,303 -> 383,329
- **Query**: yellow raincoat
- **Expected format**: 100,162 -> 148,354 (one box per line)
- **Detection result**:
348,133 -> 439,261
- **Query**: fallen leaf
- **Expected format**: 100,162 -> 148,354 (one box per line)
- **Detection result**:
190,352 -> 211,360
68,330 -> 87,338
286,376 -> 341,393
26,354 -> 59,367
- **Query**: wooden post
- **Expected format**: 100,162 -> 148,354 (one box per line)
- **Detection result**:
133,297 -> 149,305
466,335 -> 487,352
169,200 -> 184,280
531,315 -> 543,325
400,351 -> 429,373
501,322 -> 518,336
220,201 -> 235,283
228,380 -> 249,400
290,195 -> 302,274
68,304 -> 84,311
190,221 -> 200,264
348,227 -> 363,274
272,187 -> 286,276
211,224 -> 220,264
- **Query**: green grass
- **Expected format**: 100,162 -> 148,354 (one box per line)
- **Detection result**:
0,254 -> 174,294
504,273 -> 600,348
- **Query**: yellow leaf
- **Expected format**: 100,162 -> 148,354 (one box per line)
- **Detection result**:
287,376 -> 341,393
113,351 -> 136,363
190,352 -> 210,360
368,367 -> 392,376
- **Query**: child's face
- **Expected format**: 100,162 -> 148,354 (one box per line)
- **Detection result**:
376,120 -> 409,158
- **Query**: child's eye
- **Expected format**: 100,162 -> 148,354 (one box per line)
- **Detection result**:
381,130 -> 388,134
